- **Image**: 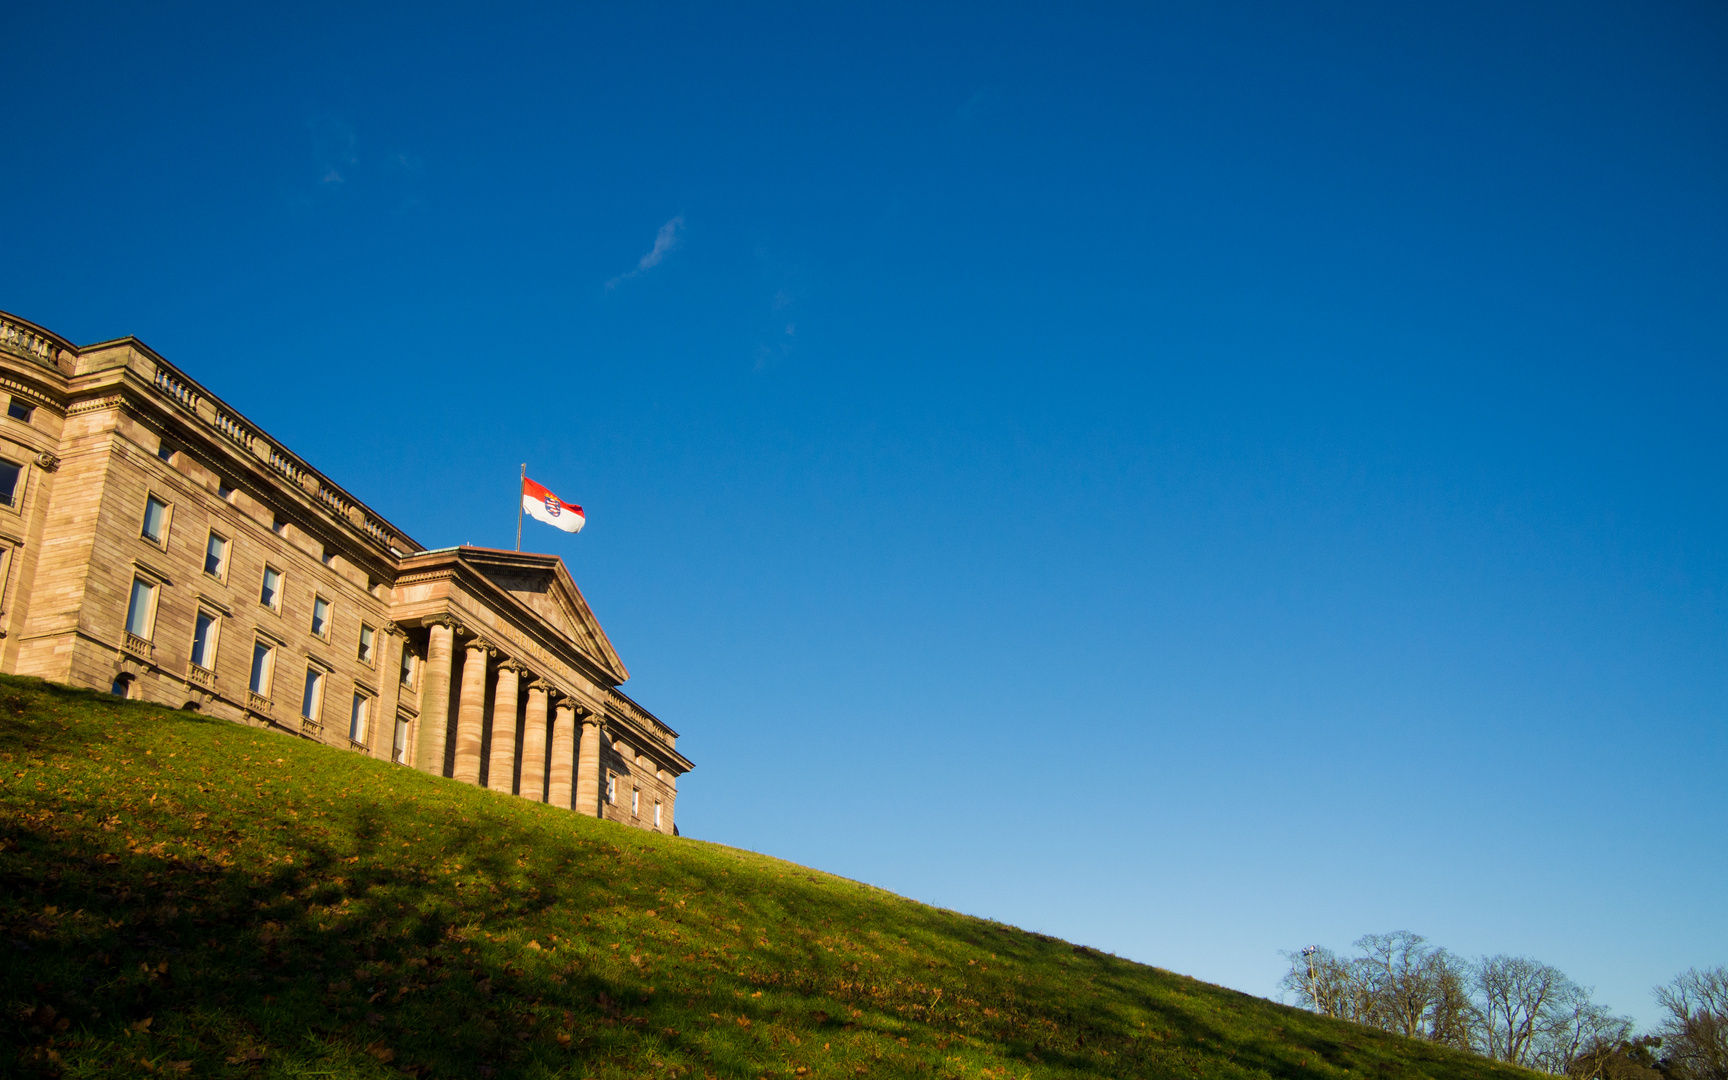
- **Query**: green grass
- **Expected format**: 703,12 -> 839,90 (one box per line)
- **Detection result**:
1,674 -> 1535,1080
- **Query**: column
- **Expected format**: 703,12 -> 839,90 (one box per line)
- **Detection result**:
518,679 -> 551,801
371,622 -> 404,762
413,618 -> 457,777
486,661 -> 524,793
547,698 -> 576,809
451,638 -> 494,785
575,712 -> 603,818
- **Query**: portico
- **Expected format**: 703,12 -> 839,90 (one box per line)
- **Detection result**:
390,546 -> 690,827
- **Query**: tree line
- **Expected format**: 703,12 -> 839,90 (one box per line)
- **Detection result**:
1279,932 -> 1726,1080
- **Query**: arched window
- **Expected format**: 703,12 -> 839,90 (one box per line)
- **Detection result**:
110,674 -> 134,698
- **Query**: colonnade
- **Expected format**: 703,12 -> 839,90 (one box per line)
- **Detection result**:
411,616 -> 606,814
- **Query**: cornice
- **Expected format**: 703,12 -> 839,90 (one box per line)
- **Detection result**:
397,550 -> 628,689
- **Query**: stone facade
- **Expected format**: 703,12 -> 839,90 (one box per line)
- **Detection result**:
0,310 -> 691,833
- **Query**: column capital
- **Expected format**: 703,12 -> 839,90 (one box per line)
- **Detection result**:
380,620 -> 402,638
552,695 -> 576,714
423,614 -> 459,633
527,677 -> 555,694
497,658 -> 531,676
462,637 -> 498,658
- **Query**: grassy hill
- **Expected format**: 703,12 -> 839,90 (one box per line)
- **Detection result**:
1,674 -> 1532,1080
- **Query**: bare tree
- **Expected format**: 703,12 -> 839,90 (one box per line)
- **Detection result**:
1281,945 -> 1356,1019
1357,931 -> 1437,1037
1656,967 -> 1728,1080
1534,982 -> 1634,1076
1472,954 -> 1573,1066
1427,950 -> 1477,1051
1281,934 -> 1638,1076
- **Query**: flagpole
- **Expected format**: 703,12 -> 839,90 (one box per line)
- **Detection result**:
515,463 -> 525,552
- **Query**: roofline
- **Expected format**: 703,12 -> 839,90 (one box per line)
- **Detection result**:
96,335 -> 425,557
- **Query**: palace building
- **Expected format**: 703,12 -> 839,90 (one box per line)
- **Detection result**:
0,309 -> 690,832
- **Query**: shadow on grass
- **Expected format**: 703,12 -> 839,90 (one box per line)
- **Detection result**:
2,676 -> 1535,1080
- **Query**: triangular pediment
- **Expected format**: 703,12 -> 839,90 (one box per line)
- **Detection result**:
458,548 -> 628,684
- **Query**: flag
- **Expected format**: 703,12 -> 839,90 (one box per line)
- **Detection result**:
522,476 -> 584,534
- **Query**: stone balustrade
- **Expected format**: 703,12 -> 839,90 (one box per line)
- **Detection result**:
0,313 -> 70,368
140,356 -> 420,560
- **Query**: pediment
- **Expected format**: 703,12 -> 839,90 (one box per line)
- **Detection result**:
458,548 -> 628,684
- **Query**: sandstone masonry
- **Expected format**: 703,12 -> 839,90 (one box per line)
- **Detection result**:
0,310 -> 691,832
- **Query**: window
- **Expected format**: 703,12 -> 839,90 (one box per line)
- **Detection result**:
654,800 -> 662,828
606,776 -> 616,804
124,578 -> 156,639
249,640 -> 275,695
271,514 -> 286,535
204,532 -> 228,579
110,674 -> 134,698
632,787 -> 639,816
301,667 -> 325,721
399,647 -> 418,687
321,548 -> 335,567
259,565 -> 282,611
392,716 -> 409,764
190,611 -> 219,669
217,479 -> 234,500
157,441 -> 175,461
358,624 -> 376,664
310,595 -> 331,638
0,459 -> 20,508
349,693 -> 370,744
141,496 -> 169,543
7,398 -> 32,422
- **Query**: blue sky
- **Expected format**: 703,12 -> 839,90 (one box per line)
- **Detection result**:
5,0 -> 1724,1028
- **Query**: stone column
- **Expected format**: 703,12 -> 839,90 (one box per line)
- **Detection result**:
413,618 -> 457,777
518,679 -> 551,802
451,638 -> 494,785
547,698 -> 576,809
372,621 -> 403,762
486,661 -> 525,794
575,712 -> 604,818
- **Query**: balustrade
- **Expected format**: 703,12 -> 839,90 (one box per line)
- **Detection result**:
153,366 -> 200,413
0,315 -> 64,366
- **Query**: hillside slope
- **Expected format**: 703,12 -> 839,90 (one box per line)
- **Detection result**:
1,675 -> 1532,1080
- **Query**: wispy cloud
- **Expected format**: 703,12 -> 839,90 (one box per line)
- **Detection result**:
608,215 -> 684,289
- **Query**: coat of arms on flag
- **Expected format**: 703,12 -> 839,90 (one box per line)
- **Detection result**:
521,475 -> 584,534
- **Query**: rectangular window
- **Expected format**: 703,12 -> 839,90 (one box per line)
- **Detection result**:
217,479 -> 234,500
301,667 -> 324,721
191,611 -> 218,668
249,641 -> 275,695
358,624 -> 376,664
124,578 -> 156,639
321,548 -> 335,566
310,595 -> 331,638
0,459 -> 20,507
606,776 -> 616,804
259,565 -> 282,610
654,801 -> 662,828
156,441 -> 175,461
392,716 -> 409,764
632,787 -> 639,815
204,532 -> 228,578
7,399 -> 32,422
141,496 -> 169,543
399,647 -> 418,687
271,514 -> 286,535
349,693 -> 369,744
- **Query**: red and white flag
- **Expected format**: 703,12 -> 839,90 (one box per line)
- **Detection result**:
521,476 -> 585,534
